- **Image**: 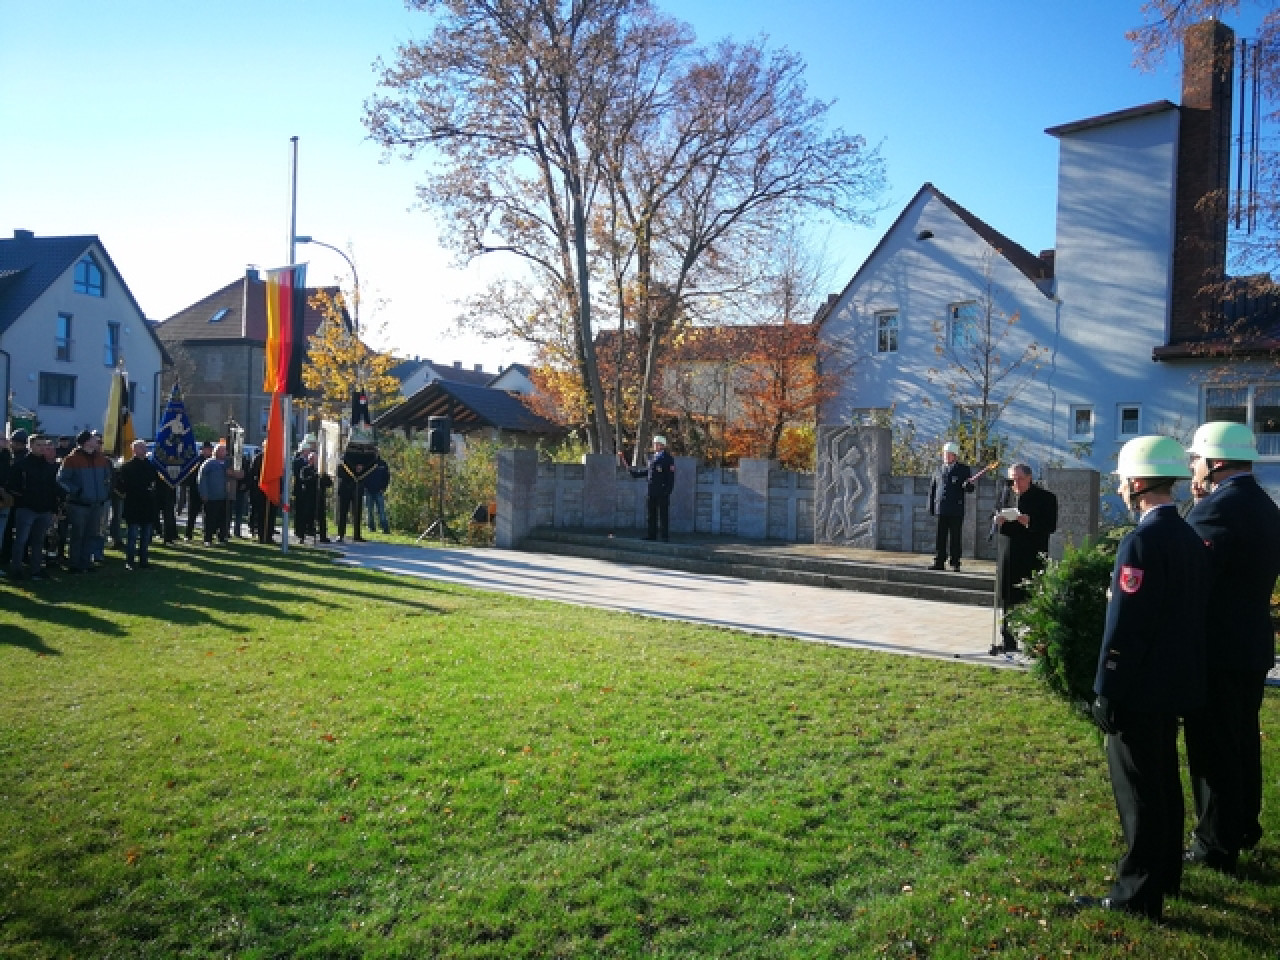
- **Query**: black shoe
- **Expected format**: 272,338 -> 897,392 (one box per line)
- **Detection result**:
928,562 -> 945,571
319,537 -> 331,544
987,645 -> 1003,656
950,563 -> 961,571
1184,847 -> 1237,875
353,536 -> 366,543
643,536 -> 656,541
1241,826 -> 1262,850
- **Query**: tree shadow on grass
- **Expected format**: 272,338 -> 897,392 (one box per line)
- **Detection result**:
0,622 -> 62,655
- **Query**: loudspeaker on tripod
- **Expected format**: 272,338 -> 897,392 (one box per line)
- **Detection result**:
427,416 -> 452,454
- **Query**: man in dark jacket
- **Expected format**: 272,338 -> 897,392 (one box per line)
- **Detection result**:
620,434 -> 676,542
117,439 -> 158,570
993,462 -> 1058,654
57,429 -> 112,573
184,441 -> 212,540
1074,436 -> 1209,921
7,435 -> 61,580
363,454 -> 391,535
928,441 -> 974,571
1182,422 -> 1280,873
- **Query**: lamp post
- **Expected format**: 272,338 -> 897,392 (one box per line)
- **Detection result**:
295,236 -> 359,338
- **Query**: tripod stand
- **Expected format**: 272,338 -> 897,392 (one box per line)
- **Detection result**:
417,451 -> 459,544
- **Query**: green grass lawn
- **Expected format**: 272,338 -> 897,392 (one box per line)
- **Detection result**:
1,541 -> 1277,959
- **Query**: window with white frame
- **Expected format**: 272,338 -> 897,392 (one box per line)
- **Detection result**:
1116,403 -> 1142,439
875,310 -> 899,353
948,302 -> 979,349
1069,404 -> 1094,440
1205,384 -> 1280,457
104,322 -> 121,367
55,313 -> 73,362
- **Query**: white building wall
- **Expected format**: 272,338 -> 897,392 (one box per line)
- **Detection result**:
1047,108 -> 1190,473
5,244 -> 163,438
821,190 -> 1056,462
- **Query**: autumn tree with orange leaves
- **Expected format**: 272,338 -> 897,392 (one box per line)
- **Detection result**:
365,0 -> 882,455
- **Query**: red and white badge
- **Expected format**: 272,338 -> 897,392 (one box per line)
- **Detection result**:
1118,565 -> 1144,594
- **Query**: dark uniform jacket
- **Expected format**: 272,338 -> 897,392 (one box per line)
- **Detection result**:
630,449 -> 675,498
116,456 -> 159,525
997,482 -> 1058,606
1094,505 -> 1209,714
9,452 -> 60,513
1186,474 -> 1280,675
929,461 -> 973,517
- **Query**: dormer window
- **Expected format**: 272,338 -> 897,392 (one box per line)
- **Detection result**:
209,308 -> 229,323
73,253 -> 104,297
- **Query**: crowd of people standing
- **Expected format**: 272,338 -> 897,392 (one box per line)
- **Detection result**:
1,426 -> 394,579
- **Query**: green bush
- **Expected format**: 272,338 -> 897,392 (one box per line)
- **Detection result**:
1008,530 -> 1125,709
381,434 -> 498,544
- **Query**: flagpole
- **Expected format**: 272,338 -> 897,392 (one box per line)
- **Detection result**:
280,135 -> 300,555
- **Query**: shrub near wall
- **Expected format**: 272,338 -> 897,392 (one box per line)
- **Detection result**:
381,434 -> 498,544
1009,530 -> 1124,711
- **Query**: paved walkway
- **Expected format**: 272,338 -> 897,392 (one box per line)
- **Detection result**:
325,541 -> 1024,670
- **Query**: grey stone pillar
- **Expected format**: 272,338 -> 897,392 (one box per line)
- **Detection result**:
669,455 -> 696,534
582,454 -> 617,529
736,458 -> 771,540
496,448 -> 538,548
1044,467 -> 1100,560
815,425 -> 891,547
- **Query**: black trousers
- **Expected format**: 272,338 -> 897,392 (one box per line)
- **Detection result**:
338,484 -> 362,540
184,489 -> 204,538
646,494 -> 669,540
933,514 -> 962,565
1105,708 -> 1183,918
1184,668 -> 1268,857
203,500 -> 228,543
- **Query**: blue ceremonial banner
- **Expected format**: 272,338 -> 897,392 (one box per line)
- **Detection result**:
151,383 -> 200,487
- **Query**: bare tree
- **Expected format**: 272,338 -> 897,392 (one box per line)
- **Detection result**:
366,1 -> 882,456
927,253 -> 1045,460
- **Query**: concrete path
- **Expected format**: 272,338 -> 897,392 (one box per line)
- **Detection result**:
326,541 -> 1024,670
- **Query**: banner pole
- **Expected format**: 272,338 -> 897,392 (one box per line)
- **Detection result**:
281,395 -> 293,554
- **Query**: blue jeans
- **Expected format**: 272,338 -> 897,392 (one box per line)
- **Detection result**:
9,508 -> 53,576
365,490 -> 389,533
126,523 -> 153,567
66,502 -> 105,571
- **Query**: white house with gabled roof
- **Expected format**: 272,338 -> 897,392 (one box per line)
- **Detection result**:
0,229 -> 166,438
819,20 -> 1279,499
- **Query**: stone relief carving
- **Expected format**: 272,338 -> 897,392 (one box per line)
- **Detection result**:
816,426 -> 876,546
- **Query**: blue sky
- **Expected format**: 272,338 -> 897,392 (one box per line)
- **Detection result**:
1,1 -> 1260,370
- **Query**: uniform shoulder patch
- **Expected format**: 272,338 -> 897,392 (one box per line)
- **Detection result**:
1118,565 -> 1144,594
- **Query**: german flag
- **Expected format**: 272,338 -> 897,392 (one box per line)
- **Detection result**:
262,264 -> 307,395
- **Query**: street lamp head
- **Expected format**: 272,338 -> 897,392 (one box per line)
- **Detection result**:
295,235 -> 314,244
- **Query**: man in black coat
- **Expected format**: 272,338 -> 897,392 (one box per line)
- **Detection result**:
7,435 -> 61,580
1182,422 -> 1280,872
928,441 -> 974,571
1074,436 -> 1209,921
993,462 -> 1058,654
620,434 -> 676,541
116,439 -> 158,570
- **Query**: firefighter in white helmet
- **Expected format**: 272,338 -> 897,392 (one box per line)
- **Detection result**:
1182,422 -> 1280,872
1074,435 -> 1210,920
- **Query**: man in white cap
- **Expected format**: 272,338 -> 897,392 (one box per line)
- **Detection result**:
618,435 -> 676,541
1182,422 -> 1280,873
928,441 -> 974,571
1073,435 -> 1209,921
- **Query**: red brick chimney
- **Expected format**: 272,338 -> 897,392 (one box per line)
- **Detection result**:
1170,19 -> 1234,343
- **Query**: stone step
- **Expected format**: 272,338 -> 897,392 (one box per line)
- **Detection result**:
517,529 -> 995,608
